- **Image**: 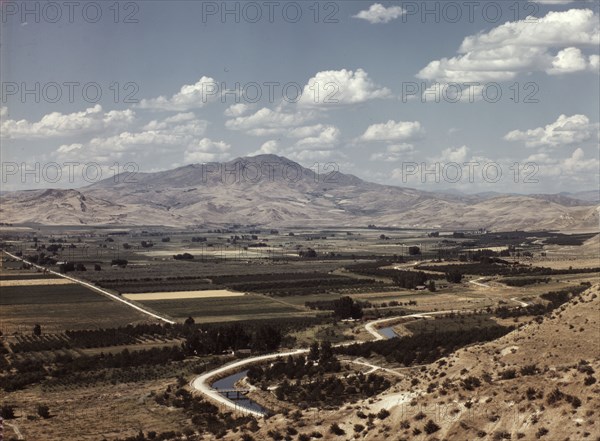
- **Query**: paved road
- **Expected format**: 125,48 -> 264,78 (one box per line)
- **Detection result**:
190,348 -> 310,418
191,308 -> 464,416
1,250 -> 175,324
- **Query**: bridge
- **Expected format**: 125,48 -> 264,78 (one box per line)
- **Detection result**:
214,388 -> 251,399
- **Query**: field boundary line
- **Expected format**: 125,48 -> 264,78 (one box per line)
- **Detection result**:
1,250 -> 176,324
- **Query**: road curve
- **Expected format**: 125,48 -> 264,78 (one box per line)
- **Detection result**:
191,348 -> 310,417
192,309 -> 463,416
1,250 -> 175,324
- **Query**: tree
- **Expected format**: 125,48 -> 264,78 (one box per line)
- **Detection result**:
446,269 -> 463,283
299,248 -> 317,258
59,262 -> 75,273
184,316 -> 195,326
428,280 -> 436,292
332,296 -> 363,320
308,341 -> 320,361
408,246 -> 421,255
33,324 -> 42,336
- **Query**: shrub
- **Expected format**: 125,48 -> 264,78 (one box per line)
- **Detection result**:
377,409 -> 390,420
329,423 -> 345,436
520,364 -> 538,376
1,404 -> 16,419
500,368 -> 517,380
535,427 -> 549,438
37,404 -> 50,418
414,411 -> 426,420
424,420 -> 440,434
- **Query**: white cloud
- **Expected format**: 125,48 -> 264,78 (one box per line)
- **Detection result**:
504,114 -> 597,147
547,47 -> 591,74
225,106 -> 315,135
417,9 -> 600,83
251,140 -> 280,156
0,107 -> 7,118
526,148 -> 600,182
359,120 -> 424,142
55,113 -> 208,163
353,3 -> 405,24
56,143 -> 83,154
224,103 -> 253,117
138,76 -> 218,111
299,68 -> 391,107
295,125 -> 340,148
1,105 -> 134,140
370,143 -> 414,162
184,138 -> 231,163
142,112 -> 196,130
438,145 -> 470,163
288,124 -> 330,138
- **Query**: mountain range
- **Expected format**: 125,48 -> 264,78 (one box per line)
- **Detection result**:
1,154 -> 598,230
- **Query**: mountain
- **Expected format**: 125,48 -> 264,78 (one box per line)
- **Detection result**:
1,154 -> 598,230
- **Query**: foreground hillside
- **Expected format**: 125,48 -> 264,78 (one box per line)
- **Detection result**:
1,155 -> 598,230
243,285 -> 600,441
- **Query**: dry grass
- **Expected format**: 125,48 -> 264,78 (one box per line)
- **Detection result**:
0,278 -> 75,287
122,289 -> 244,301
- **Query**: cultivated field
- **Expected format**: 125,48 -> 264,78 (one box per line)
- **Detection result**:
0,266 -> 149,333
123,289 -> 245,301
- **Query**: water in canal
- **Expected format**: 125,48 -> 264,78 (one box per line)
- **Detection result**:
378,326 -> 399,339
212,370 -> 269,415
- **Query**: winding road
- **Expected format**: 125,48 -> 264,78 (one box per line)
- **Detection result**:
191,308 -> 465,416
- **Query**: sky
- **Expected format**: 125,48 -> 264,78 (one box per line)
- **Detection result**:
1,0 -> 599,194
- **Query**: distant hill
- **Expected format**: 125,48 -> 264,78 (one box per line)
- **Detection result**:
1,154 -> 598,230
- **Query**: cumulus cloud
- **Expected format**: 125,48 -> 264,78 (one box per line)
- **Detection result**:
299,68 -> 391,107
359,120 -> 424,142
295,125 -> 340,149
55,113 -> 209,163
547,47 -> 594,74
370,143 -> 414,162
438,145 -> 470,163
138,76 -> 218,111
417,9 -> 600,83
525,148 -> 600,183
224,103 -> 253,117
504,114 -> 598,147
1,105 -> 134,140
251,140 -> 281,156
225,106 -> 315,136
184,138 -> 231,163
353,3 -> 405,24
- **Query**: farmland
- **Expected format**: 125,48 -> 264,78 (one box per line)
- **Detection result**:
0,226 -> 598,441
137,294 -> 306,323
